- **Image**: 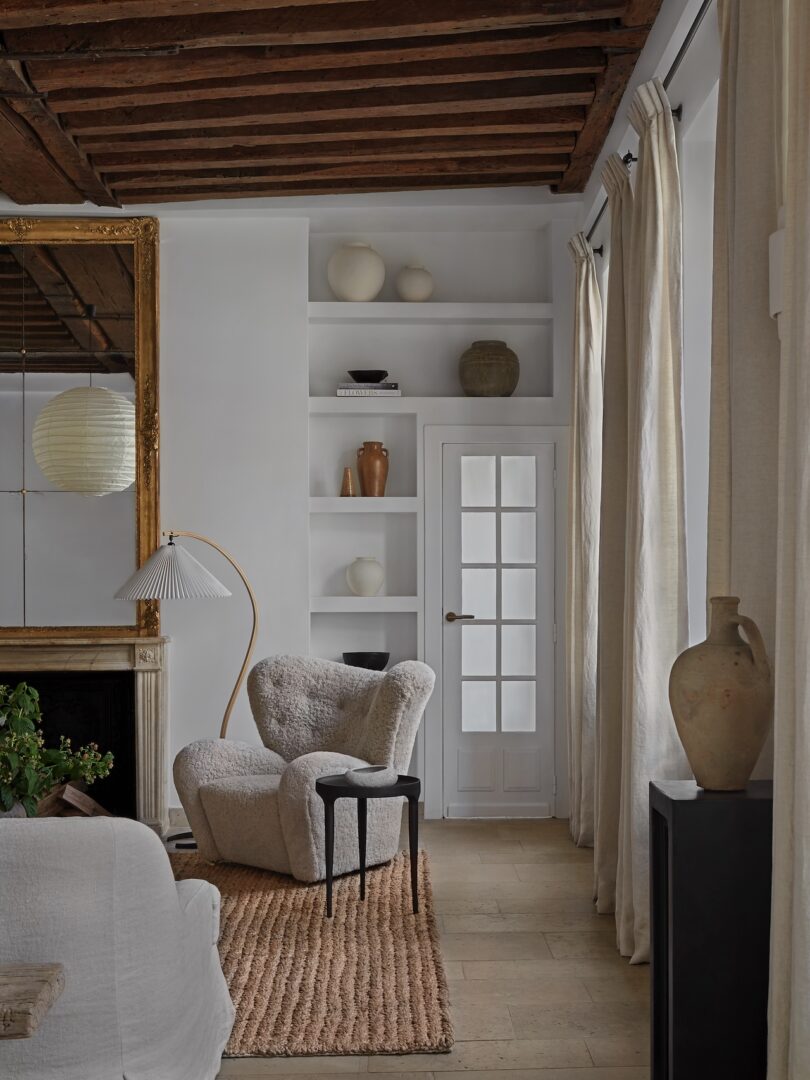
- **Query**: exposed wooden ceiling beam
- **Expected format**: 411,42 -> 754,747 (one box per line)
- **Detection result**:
78,108 -> 586,153
5,1 -> 629,55
93,132 -> 577,173
65,77 -> 595,135
555,50 -> 638,191
0,0 -> 362,30
0,52 -> 118,205
46,48 -> 607,112
24,25 -> 649,89
118,175 -> 563,202
108,154 -> 570,190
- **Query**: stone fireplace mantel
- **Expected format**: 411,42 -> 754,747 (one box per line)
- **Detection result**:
0,636 -> 169,834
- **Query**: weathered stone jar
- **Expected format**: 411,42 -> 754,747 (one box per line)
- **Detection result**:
459,340 -> 520,397
668,596 -> 773,791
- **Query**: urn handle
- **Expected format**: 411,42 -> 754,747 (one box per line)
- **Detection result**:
733,614 -> 772,681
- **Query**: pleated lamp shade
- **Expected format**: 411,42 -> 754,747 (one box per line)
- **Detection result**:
32,386 -> 136,497
115,541 -> 232,600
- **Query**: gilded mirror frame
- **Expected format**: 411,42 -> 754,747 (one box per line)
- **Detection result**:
0,216 -> 160,638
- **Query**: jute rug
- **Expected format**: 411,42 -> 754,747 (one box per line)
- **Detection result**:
171,850 -> 453,1058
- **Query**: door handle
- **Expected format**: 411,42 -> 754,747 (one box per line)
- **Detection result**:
445,612 -> 475,622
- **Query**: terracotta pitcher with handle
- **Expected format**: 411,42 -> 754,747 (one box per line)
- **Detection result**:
669,596 -> 773,791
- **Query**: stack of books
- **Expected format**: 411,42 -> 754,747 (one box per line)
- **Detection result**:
337,381 -> 401,397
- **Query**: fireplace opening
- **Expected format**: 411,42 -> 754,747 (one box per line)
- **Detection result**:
0,670 -> 137,818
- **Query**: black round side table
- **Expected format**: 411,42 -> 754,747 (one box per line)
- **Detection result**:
315,773 -> 421,918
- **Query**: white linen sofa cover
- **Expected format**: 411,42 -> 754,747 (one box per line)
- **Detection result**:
174,656 -> 435,882
0,817 -> 234,1080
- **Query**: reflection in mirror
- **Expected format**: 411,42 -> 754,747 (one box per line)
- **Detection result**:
0,243 -> 137,627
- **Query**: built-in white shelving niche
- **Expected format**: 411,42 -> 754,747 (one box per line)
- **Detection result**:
310,512 -> 417,598
310,612 -> 418,667
309,412 -> 417,497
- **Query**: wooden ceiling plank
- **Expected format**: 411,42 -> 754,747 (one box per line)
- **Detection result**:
0,54 -> 118,205
0,0 -> 364,30
48,245 -> 135,352
0,100 -> 84,203
24,25 -> 648,91
46,48 -> 606,112
108,154 -> 571,189
117,175 -> 564,202
94,132 -> 577,172
5,1 -> 629,55
621,0 -> 665,27
78,108 -> 586,153
555,50 -> 638,192
65,77 -> 596,135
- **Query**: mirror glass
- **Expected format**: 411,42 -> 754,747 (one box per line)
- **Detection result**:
0,242 -> 137,627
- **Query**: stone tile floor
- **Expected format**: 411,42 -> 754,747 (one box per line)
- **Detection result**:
217,817 -> 649,1079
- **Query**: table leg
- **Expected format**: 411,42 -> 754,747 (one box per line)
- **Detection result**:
358,798 -> 367,901
324,797 -> 335,918
408,795 -> 419,914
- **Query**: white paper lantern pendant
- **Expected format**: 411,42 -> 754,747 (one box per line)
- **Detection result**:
32,385 -> 136,497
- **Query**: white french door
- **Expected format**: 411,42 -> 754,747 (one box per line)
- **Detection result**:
441,442 -> 556,818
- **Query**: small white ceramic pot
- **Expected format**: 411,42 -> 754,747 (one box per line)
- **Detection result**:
327,243 -> 386,302
396,265 -> 434,302
346,556 -> 384,597
344,765 -> 398,788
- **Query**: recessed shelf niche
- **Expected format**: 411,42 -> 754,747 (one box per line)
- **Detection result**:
310,512 -> 417,598
309,412 -> 416,497
310,612 -> 418,667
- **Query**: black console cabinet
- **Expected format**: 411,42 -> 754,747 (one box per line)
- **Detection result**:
650,780 -> 773,1080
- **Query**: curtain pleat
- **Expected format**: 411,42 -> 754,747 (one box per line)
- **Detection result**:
707,0 -> 782,688
615,79 -> 691,964
593,154 -> 633,914
768,0 -> 810,1074
566,233 -> 604,848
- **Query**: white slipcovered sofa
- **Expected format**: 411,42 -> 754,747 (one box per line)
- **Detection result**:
174,655 -> 435,881
0,817 -> 233,1080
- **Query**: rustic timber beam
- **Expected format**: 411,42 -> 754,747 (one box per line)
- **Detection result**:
93,132 -> 577,173
118,175 -> 563,203
0,0 -> 363,30
5,1 -> 629,55
108,155 -> 571,190
24,25 -> 650,90
0,52 -> 118,205
46,48 -> 607,112
555,51 -> 638,192
64,77 -> 595,135
78,108 -> 586,154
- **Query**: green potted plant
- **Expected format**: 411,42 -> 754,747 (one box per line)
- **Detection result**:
0,682 -> 114,818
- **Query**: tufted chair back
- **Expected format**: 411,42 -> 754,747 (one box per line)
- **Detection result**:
246,655 -> 435,769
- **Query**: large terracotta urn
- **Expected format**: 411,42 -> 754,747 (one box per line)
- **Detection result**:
356,441 -> 389,496
669,596 -> 773,791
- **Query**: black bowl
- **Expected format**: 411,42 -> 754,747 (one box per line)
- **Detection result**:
343,651 -> 390,671
347,369 -> 388,384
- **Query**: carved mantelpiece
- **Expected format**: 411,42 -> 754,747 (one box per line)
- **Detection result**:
0,636 -> 169,834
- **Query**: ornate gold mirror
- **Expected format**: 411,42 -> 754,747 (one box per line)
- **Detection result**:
0,217 -> 159,637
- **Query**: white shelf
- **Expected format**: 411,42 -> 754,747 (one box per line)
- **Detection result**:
309,497 -> 418,513
310,596 -> 420,613
308,302 -> 553,325
309,396 -> 551,415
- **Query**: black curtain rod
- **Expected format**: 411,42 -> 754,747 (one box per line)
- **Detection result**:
586,0 -> 714,246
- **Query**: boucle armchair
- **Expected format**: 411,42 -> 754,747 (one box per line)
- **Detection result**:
0,817 -> 233,1080
174,655 -> 435,882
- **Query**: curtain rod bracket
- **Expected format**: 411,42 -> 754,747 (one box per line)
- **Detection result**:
672,104 -> 684,122
592,245 -> 605,257
622,152 -> 638,165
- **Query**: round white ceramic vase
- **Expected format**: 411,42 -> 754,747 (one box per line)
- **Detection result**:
396,265 -> 434,302
346,556 -> 384,597
327,243 -> 386,302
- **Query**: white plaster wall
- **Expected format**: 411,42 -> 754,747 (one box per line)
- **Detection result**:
159,216 -> 310,798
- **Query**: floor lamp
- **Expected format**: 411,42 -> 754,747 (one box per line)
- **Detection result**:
116,529 -> 259,845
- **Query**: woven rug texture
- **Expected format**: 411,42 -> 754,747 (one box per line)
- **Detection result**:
171,849 -> 453,1058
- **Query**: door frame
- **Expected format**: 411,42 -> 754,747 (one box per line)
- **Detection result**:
423,424 -> 569,820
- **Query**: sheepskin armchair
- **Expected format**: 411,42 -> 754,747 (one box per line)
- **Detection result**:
174,655 -> 435,882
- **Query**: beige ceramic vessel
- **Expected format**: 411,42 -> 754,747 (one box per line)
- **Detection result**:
669,596 -> 773,791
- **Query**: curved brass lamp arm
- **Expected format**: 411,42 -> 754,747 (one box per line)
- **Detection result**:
164,528 -> 259,740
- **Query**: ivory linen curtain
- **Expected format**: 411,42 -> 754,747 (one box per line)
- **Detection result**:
593,154 -> 633,914
707,0 -> 782,669
615,79 -> 690,964
768,1 -> 810,1074
566,233 -> 603,848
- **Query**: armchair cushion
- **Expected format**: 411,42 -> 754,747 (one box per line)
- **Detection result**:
200,773 -> 290,874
